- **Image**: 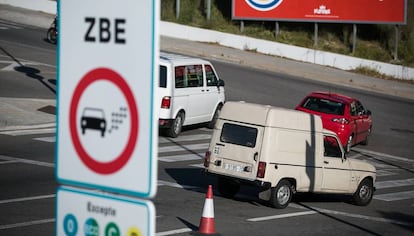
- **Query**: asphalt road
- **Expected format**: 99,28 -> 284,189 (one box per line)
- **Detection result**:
1,11 -> 414,236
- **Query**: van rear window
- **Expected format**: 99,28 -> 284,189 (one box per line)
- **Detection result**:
159,65 -> 167,88
220,123 -> 257,148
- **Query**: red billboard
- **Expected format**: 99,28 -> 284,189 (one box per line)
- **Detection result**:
233,0 -> 407,24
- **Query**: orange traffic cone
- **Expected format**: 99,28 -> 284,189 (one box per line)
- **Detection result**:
198,185 -> 216,234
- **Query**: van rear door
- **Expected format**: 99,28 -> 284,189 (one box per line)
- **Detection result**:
209,121 -> 263,181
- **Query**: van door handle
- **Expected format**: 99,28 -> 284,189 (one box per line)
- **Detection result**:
253,152 -> 258,161
324,160 -> 329,164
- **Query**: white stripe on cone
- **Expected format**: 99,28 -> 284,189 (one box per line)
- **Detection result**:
202,199 -> 214,217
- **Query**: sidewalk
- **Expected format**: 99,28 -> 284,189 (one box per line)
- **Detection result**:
1,4 -> 413,131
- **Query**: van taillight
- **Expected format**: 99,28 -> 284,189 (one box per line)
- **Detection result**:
204,151 -> 211,168
161,96 -> 171,109
257,162 -> 266,178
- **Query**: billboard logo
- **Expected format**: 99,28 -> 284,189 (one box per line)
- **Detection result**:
314,5 -> 331,15
245,0 -> 283,11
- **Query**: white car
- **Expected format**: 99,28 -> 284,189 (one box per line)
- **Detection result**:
158,52 -> 225,137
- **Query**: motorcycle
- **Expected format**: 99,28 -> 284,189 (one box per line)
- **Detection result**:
46,16 -> 57,44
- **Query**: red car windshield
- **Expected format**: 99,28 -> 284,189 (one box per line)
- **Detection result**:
301,97 -> 345,115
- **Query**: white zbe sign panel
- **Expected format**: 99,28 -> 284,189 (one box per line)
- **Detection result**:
57,0 -> 159,198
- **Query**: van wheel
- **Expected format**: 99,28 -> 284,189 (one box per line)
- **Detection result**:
218,177 -> 240,198
167,112 -> 184,138
270,180 -> 292,209
207,105 -> 222,129
352,178 -> 374,206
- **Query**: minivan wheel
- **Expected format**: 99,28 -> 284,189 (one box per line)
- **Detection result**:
352,178 -> 374,206
207,105 -> 222,129
167,112 -> 184,138
270,180 -> 293,209
218,177 -> 240,198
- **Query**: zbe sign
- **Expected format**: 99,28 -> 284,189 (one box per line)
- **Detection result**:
57,0 -> 158,198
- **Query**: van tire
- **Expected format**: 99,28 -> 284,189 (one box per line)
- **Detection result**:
207,105 -> 222,129
167,112 -> 184,138
352,178 -> 374,206
218,177 -> 240,198
270,180 -> 293,209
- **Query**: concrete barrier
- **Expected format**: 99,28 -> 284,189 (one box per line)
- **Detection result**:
1,0 -> 412,80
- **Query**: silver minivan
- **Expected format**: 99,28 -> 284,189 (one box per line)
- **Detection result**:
158,52 -> 225,137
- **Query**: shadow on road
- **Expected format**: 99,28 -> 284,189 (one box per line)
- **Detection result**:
0,46 -> 56,95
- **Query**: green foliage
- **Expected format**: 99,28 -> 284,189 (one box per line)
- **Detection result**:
161,0 -> 414,68
353,41 -> 393,62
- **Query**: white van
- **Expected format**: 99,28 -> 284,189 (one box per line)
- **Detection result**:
158,52 -> 225,137
204,101 -> 376,209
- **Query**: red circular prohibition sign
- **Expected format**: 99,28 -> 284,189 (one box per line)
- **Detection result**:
69,68 -> 139,175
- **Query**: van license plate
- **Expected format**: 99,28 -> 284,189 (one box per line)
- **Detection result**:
223,163 -> 243,172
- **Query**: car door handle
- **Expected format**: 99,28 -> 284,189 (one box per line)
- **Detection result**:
253,152 -> 258,161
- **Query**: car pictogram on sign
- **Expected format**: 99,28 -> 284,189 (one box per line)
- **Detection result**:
81,107 -> 107,137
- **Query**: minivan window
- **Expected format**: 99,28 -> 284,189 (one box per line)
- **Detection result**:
159,65 -> 167,88
220,123 -> 257,148
205,64 -> 218,86
175,65 -> 203,88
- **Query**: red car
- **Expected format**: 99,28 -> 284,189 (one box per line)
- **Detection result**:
295,91 -> 372,152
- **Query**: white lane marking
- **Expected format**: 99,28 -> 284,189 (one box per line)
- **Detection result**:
157,180 -> 198,190
0,21 -> 23,29
0,160 -> 19,165
190,164 -> 205,169
286,204 -> 413,226
248,211 -> 316,221
0,123 -> 56,136
156,228 -> 192,236
352,147 -> 413,163
0,127 -> 55,136
33,136 -> 56,142
0,194 -> 55,204
159,134 -> 211,143
159,143 -> 209,153
0,155 -> 54,168
0,219 -> 55,230
375,169 -> 397,177
159,153 -> 204,162
374,190 -> 414,202
375,178 -> 414,189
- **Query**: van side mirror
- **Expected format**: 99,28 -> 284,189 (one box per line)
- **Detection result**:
217,80 -> 225,87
